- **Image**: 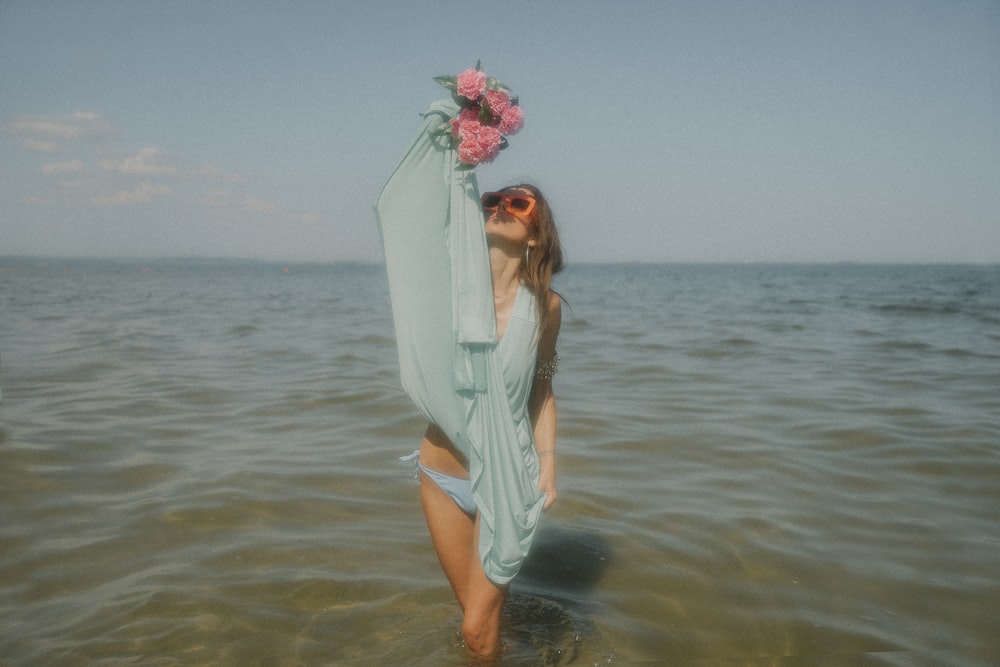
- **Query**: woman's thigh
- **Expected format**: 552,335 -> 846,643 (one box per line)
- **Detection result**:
420,468 -> 476,608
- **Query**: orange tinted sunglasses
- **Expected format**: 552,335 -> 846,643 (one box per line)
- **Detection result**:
481,191 -> 536,218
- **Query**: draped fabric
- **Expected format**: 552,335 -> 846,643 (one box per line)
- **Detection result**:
375,99 -> 545,584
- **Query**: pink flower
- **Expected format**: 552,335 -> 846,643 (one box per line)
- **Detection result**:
498,104 -> 524,135
457,123 -> 502,165
438,66 -> 522,165
456,68 -> 487,101
450,106 -> 480,136
484,90 -> 510,118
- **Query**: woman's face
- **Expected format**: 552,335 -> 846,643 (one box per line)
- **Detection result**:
483,188 -> 538,250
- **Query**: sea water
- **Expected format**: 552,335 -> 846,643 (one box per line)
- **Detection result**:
1,258 -> 998,665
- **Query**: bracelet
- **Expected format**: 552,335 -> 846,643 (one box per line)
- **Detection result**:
536,449 -> 555,457
534,354 -> 560,381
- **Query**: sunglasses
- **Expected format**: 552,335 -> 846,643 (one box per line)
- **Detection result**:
481,191 -> 536,218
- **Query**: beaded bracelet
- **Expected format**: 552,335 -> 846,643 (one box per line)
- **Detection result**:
534,353 -> 560,381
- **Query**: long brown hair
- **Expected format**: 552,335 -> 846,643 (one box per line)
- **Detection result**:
505,184 -> 565,327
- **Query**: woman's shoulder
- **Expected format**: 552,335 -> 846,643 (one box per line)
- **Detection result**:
545,290 -> 562,316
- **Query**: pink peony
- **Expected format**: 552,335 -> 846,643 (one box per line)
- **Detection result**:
457,123 -> 502,165
439,66 -> 522,165
498,104 -> 524,135
451,106 -> 480,136
456,68 -> 487,101
484,90 -> 511,118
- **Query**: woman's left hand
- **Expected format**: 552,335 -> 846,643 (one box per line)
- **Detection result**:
539,465 -> 557,510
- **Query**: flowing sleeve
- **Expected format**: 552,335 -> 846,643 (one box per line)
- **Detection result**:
375,99 -> 492,452
375,99 -> 545,584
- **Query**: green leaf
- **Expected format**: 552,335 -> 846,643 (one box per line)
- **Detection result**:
485,76 -> 508,93
434,75 -> 457,93
479,98 -> 493,123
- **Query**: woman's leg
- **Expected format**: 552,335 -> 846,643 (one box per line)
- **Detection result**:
460,515 -> 509,656
420,467 -> 475,608
420,470 -> 508,657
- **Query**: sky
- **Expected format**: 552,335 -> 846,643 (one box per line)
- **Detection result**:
2,0 -> 998,263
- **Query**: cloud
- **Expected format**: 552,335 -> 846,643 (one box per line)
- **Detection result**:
197,189 -> 275,213
11,111 -> 108,147
21,139 -> 59,153
197,188 -> 314,224
189,163 -> 222,178
96,147 -> 176,175
11,111 -> 292,221
42,159 -> 85,174
15,118 -> 89,139
197,188 -> 235,207
92,182 -> 173,205
243,195 -> 275,213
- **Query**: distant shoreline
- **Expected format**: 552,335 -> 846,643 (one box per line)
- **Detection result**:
2,255 -> 997,268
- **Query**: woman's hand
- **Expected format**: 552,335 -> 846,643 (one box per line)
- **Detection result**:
538,455 -> 557,510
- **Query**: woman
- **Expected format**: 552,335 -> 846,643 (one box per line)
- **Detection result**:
416,184 -> 565,656
376,91 -> 565,656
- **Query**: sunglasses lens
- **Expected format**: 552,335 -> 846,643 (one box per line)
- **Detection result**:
481,193 -> 502,210
509,198 -> 531,212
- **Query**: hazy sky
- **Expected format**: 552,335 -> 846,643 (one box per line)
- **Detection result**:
2,1 -> 998,263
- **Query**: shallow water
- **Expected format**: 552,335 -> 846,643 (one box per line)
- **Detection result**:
2,259 -> 998,665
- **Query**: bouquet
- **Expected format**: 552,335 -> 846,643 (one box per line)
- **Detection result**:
434,62 -> 524,167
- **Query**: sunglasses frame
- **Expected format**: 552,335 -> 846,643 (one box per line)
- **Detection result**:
480,191 -> 537,219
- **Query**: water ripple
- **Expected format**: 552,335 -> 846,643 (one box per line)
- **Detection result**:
2,260 -> 998,665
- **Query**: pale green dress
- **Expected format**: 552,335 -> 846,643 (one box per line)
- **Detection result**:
375,99 -> 545,584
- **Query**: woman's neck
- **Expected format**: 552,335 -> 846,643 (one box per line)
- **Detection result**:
489,245 -> 522,298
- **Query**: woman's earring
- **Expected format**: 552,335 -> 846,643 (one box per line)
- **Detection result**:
525,246 -> 531,263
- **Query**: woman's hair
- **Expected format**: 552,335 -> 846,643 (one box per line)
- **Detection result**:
505,183 -> 565,327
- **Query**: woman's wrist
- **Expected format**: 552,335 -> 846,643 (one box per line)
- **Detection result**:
536,449 -> 555,457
